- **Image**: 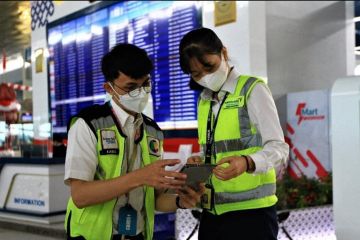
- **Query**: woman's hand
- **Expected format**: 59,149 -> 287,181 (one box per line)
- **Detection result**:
213,156 -> 247,181
134,159 -> 187,189
176,184 -> 205,208
187,155 -> 203,164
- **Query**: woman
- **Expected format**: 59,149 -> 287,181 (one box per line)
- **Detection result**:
179,28 -> 289,240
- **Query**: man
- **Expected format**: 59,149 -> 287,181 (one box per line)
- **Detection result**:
64,43 -> 202,240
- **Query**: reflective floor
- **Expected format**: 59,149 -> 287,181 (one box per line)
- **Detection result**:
0,215 -> 65,240
0,227 -> 62,239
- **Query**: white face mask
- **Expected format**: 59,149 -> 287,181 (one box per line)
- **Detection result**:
109,84 -> 149,113
197,55 -> 229,92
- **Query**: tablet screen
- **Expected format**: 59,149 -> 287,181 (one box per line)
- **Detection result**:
180,164 -> 216,190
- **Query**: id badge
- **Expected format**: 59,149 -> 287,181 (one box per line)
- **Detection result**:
201,184 -> 214,210
118,205 -> 137,236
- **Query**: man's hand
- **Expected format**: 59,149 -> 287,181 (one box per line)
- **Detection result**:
176,184 -> 205,208
134,159 -> 187,189
213,156 -> 247,181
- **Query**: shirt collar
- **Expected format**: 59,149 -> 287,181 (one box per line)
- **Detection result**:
200,66 -> 241,101
110,99 -> 142,128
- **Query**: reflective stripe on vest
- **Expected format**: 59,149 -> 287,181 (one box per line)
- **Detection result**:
214,183 -> 276,204
144,124 -> 164,141
238,77 -> 257,137
201,133 -> 262,154
90,115 -> 115,130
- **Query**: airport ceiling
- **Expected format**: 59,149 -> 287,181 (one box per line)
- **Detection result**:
0,1 -> 31,57
0,1 -> 359,56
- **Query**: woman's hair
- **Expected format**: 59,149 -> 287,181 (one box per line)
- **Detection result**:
179,28 -> 224,90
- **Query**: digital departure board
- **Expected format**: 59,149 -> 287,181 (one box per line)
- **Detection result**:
47,1 -> 201,133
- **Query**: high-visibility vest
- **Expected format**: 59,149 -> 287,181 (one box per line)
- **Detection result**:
198,76 -> 277,215
65,103 -> 163,240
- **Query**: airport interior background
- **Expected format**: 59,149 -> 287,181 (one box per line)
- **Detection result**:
0,1 -> 360,239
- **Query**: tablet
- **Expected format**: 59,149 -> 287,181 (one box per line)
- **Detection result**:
180,164 -> 216,190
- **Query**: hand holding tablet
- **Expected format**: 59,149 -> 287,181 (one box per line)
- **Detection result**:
180,164 -> 216,191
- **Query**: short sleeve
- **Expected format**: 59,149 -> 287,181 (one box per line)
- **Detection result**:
64,118 -> 98,184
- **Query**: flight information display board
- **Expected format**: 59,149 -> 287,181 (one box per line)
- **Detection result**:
48,1 -> 201,133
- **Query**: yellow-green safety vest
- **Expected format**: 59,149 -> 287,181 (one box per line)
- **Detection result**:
198,76 -> 277,215
65,103 -> 163,240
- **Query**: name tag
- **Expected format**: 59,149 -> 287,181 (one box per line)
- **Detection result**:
100,130 -> 119,155
118,205 -> 137,236
224,96 -> 244,109
201,184 -> 214,210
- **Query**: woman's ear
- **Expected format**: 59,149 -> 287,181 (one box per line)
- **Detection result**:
222,47 -> 229,61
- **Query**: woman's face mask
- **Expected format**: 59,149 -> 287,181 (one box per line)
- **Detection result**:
196,54 -> 229,92
109,83 -> 149,113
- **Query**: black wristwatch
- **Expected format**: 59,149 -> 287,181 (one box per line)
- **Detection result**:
176,196 -> 186,209
244,155 -> 256,173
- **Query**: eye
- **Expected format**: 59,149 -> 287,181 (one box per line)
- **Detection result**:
204,63 -> 215,72
142,80 -> 151,87
126,84 -> 138,92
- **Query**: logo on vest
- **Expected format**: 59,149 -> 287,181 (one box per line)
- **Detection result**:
224,96 -> 244,109
148,137 -> 160,156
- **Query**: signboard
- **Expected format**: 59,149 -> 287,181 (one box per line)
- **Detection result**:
214,1 -> 236,26
286,90 -> 330,179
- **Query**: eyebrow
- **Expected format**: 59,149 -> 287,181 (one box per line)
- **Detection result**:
190,62 -> 214,74
125,77 -> 150,87
125,82 -> 138,87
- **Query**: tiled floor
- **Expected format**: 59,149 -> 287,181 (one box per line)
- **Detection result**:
177,206 -> 337,240
0,227 -> 63,239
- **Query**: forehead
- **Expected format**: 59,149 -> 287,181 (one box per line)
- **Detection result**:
115,73 -> 149,85
189,54 -> 220,72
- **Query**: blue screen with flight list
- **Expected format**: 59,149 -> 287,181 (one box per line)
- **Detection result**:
47,1 -> 201,133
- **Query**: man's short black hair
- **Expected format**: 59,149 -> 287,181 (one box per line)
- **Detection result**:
101,43 -> 153,82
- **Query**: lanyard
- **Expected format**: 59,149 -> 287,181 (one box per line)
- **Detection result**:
205,92 -> 229,164
111,106 -> 141,201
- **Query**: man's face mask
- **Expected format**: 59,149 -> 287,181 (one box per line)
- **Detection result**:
109,83 -> 150,113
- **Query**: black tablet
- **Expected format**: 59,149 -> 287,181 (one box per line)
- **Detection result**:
180,164 -> 216,190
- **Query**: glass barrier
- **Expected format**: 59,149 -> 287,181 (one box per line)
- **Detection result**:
0,121 -> 51,158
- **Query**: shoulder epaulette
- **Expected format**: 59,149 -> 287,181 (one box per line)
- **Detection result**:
67,103 -> 110,133
142,114 -> 162,131
77,103 -> 110,121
